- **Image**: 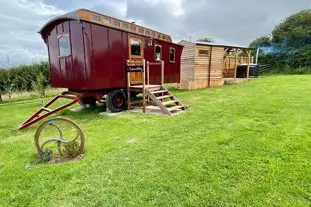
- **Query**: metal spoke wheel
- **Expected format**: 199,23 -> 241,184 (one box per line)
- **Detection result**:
34,117 -> 85,160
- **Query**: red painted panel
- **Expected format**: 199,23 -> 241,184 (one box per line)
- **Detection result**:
108,28 -> 126,88
70,20 -> 87,89
63,21 -> 74,88
91,24 -> 111,89
48,27 -> 62,87
82,22 -> 95,89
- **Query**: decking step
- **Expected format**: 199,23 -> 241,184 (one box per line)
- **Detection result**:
151,90 -> 168,94
167,105 -> 184,112
163,100 -> 178,106
157,95 -> 173,100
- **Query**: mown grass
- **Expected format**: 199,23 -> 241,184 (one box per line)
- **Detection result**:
0,75 -> 310,206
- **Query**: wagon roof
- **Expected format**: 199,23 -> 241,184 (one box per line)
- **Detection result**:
39,9 -> 173,43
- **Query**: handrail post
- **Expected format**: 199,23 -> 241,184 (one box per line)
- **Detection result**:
142,59 -> 146,113
147,61 -> 150,85
126,60 -> 131,110
161,60 -> 164,86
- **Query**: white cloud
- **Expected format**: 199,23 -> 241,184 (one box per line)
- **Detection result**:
0,0 -> 65,68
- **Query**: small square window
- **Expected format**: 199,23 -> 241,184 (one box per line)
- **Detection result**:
169,48 -> 175,62
198,49 -> 210,56
112,20 -> 121,28
92,15 -> 101,22
130,25 -> 136,32
138,28 -> 144,34
123,23 -> 129,29
152,32 -> 156,37
145,30 -> 151,36
157,33 -> 161,38
102,18 -> 111,25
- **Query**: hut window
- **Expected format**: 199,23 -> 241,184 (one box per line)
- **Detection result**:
198,49 -> 210,56
169,48 -> 175,63
112,20 -> 121,28
155,45 -> 161,61
130,39 -> 141,57
123,23 -> 129,29
130,25 -> 136,32
58,35 -> 70,57
92,15 -> 101,22
138,28 -> 144,34
102,18 -> 111,25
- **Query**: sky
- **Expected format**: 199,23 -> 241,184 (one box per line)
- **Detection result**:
0,0 -> 311,68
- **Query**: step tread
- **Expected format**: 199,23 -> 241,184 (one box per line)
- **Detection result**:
167,105 -> 185,112
163,100 -> 179,106
157,95 -> 173,100
151,90 -> 168,94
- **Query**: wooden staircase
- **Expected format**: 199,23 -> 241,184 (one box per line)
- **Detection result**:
129,84 -> 186,115
126,59 -> 186,115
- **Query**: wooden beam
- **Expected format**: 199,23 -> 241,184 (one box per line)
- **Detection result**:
247,50 -> 251,80
234,49 -> 238,79
142,59 -> 146,113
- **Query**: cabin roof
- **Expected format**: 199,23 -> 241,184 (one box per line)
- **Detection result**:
39,9 -> 173,43
195,41 -> 254,50
178,40 -> 253,50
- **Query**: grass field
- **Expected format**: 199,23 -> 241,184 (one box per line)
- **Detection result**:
0,75 -> 310,206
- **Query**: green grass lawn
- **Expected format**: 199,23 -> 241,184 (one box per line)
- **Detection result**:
0,75 -> 310,206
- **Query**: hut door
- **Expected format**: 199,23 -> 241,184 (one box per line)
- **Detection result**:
128,36 -> 144,84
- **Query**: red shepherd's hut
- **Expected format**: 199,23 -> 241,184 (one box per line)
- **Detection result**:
19,9 -> 186,129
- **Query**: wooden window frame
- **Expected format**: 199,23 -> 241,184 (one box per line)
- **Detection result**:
169,47 -> 176,63
154,44 -> 162,61
129,36 -> 144,59
57,34 -> 71,58
92,15 -> 101,22
198,49 -> 210,57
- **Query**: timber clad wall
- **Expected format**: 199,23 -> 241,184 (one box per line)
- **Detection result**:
179,41 -> 225,89
179,40 -> 254,90
180,40 -> 195,88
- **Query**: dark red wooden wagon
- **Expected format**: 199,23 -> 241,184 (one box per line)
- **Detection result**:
19,9 -> 186,130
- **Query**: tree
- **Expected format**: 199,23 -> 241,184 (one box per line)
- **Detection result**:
197,37 -> 215,43
249,36 -> 271,48
272,9 -> 311,43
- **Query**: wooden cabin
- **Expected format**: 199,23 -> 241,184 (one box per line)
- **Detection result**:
178,40 -> 256,90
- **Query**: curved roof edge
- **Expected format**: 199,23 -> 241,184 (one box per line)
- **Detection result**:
38,11 -> 79,35
39,9 -> 173,43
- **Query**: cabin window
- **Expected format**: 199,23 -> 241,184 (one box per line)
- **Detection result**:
152,31 -> 156,37
92,15 -> 101,22
198,49 -> 210,56
123,23 -> 129,29
58,35 -> 71,57
162,35 -> 166,40
145,30 -> 151,36
138,28 -> 144,34
157,33 -> 161,38
169,48 -> 175,63
130,25 -> 136,32
155,45 -> 162,61
102,18 -> 111,25
112,20 -> 121,28
130,39 -> 142,57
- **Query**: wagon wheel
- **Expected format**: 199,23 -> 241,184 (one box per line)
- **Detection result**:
34,117 -> 85,159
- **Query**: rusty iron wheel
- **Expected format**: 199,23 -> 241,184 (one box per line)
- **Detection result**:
34,117 -> 85,158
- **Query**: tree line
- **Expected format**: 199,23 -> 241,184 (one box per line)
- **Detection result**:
250,9 -> 311,73
0,62 -> 50,102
